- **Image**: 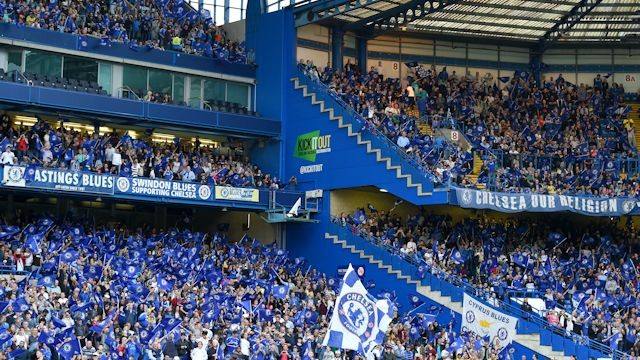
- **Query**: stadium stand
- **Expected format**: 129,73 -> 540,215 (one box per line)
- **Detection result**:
299,60 -> 639,198
0,115 -> 288,189
1,0 -> 247,64
1,0 -> 640,359
334,204 -> 640,354
0,213 -> 518,359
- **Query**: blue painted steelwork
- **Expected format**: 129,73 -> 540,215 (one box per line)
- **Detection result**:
537,0 -> 604,51
331,27 -> 345,70
344,0 -> 464,31
0,23 -> 255,79
356,37 -> 368,73
293,0 -> 380,27
0,82 -> 281,136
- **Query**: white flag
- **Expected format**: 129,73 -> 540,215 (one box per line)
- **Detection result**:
287,197 -> 302,218
323,264 -> 394,358
461,293 -> 517,349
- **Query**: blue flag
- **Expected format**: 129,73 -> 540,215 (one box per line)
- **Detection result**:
57,337 -> 81,360
23,164 -> 37,182
271,284 -> 290,299
450,249 -> 465,265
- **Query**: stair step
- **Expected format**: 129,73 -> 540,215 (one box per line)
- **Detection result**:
291,77 -> 432,197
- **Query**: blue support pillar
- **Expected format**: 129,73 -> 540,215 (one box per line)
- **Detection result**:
331,27 -> 344,71
530,52 -> 543,86
357,36 -> 368,74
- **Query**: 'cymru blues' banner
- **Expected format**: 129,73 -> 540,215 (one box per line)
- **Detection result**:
452,187 -> 639,217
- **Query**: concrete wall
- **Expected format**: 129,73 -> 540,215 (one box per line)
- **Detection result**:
543,48 -> 640,93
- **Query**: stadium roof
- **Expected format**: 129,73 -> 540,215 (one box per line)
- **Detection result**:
293,0 -> 640,48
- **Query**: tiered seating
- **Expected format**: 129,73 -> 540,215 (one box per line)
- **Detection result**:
299,61 -> 639,198
0,116 -> 288,189
2,0 -> 246,64
335,205 -> 640,355
0,216 -> 513,359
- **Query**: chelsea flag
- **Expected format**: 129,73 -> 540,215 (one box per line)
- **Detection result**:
323,264 -> 394,358
461,293 -> 517,349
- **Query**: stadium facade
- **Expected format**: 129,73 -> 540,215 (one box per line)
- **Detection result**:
0,0 -> 639,359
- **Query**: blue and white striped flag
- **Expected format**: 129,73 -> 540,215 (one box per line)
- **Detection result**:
323,264 -> 394,359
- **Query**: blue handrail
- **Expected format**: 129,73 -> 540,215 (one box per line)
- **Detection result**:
328,220 -> 628,359
295,69 -> 437,187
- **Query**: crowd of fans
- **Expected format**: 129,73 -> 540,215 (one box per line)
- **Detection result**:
0,0 -> 247,63
299,60 -> 639,198
0,114 -> 293,190
0,209 -> 532,360
334,204 -> 640,356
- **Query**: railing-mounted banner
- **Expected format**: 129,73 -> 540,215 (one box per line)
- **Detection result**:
462,293 -> 517,349
451,186 -> 639,217
115,177 -> 212,201
0,166 -> 301,208
2,166 -> 115,195
214,186 -> 260,202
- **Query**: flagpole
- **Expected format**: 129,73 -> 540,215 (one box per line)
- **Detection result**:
406,302 -> 426,316
552,237 -> 567,250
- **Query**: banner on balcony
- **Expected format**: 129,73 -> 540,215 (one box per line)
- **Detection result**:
214,186 -> 260,202
2,165 -> 114,195
462,293 -> 517,349
452,187 -> 639,217
115,177 -> 212,201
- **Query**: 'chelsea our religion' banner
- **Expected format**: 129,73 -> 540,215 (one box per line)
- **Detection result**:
462,293 -> 517,349
453,186 -> 639,217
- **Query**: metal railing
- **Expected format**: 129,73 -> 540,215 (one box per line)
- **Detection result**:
296,69 -> 437,185
328,220 -> 628,359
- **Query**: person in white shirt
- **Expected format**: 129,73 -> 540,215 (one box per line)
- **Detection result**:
396,132 -> 410,148
13,328 -> 29,348
112,148 -> 122,169
104,143 -> 114,164
190,340 -> 208,360
240,334 -> 250,357
0,145 -> 15,165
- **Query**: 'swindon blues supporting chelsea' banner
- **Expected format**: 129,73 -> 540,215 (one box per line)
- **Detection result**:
462,293 -> 517,349
453,186 -> 639,217
323,264 -> 394,359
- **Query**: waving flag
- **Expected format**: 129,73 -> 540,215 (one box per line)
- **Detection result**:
60,249 -> 79,263
323,264 -> 394,358
408,293 -> 424,308
548,232 -> 566,246
271,284 -> 290,299
25,231 -> 44,254
450,249 -> 465,265
57,337 -> 81,360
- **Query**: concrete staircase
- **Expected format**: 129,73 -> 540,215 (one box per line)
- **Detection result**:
291,77 -> 431,197
629,103 -> 640,153
463,152 -> 486,189
325,232 -> 570,360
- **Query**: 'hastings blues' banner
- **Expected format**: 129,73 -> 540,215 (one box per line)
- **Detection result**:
452,187 -> 639,217
115,177 -> 212,201
2,166 -> 114,195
